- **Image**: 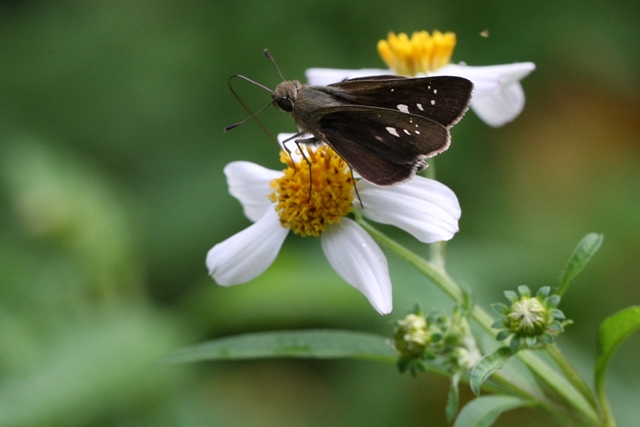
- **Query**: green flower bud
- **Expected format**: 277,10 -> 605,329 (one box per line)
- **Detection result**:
507,296 -> 548,337
393,313 -> 430,359
492,285 -> 571,351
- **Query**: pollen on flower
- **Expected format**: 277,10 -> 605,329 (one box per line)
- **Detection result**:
377,30 -> 456,76
269,146 -> 354,237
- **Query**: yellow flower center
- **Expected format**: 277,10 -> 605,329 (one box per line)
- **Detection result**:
377,30 -> 456,76
269,146 -> 354,237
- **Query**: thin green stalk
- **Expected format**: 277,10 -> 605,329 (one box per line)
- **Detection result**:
597,381 -> 616,427
356,216 -> 601,425
547,344 -> 600,414
428,241 -> 447,270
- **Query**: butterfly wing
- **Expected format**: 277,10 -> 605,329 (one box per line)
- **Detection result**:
326,76 -> 473,128
313,105 -> 450,185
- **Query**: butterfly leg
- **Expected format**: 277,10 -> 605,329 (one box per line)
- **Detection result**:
350,167 -> 363,209
280,132 -> 308,174
292,135 -> 320,203
280,133 -> 317,202
295,139 -> 314,203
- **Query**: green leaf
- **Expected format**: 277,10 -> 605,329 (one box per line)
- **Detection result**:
509,336 -> 521,352
557,233 -> 603,296
491,303 -> 509,316
503,290 -> 518,303
517,285 -> 531,297
537,286 -> 550,298
446,373 -> 461,422
595,306 -> 640,394
548,294 -> 561,307
490,320 -> 507,329
453,396 -> 532,427
470,347 -> 513,395
495,330 -> 511,341
159,329 -> 396,364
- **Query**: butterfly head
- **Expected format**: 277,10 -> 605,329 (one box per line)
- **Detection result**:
272,80 -> 302,113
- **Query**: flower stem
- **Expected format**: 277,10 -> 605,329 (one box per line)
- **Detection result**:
546,344 -> 601,416
429,241 -> 447,269
356,216 -> 601,424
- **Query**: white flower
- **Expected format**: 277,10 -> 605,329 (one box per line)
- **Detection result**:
206,137 -> 461,315
305,31 -> 535,127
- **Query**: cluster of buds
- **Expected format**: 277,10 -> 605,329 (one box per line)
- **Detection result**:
492,285 -> 571,351
392,306 -> 481,375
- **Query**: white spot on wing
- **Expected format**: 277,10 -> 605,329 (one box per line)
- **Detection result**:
403,129 -> 410,135
434,89 -> 438,94
431,100 -> 436,105
415,130 -> 420,134
386,127 -> 400,137
390,88 -> 395,92
397,104 -> 409,113
417,103 -> 424,111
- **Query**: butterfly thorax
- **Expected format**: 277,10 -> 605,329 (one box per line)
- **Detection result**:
274,83 -> 350,136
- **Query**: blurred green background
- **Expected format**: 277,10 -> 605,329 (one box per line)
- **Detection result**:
1,0 -> 638,426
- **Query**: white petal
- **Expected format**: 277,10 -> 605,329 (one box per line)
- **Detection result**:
470,81 -> 526,127
435,62 -> 535,127
206,208 -> 288,285
356,176 -> 461,243
224,162 -> 281,222
305,68 -> 389,86
321,218 -> 392,315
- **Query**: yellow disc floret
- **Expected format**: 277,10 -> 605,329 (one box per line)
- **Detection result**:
269,146 -> 354,237
377,30 -> 456,76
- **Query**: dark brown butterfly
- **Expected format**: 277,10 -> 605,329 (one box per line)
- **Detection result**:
226,50 -> 474,186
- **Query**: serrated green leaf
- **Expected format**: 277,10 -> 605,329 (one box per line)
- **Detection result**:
470,347 -> 513,395
453,396 -> 532,427
159,329 -> 396,364
558,233 -> 603,296
595,306 -> 640,395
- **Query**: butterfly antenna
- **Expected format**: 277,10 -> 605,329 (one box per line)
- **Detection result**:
263,49 -> 286,82
224,74 -> 280,149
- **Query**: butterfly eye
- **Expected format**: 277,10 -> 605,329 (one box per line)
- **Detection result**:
276,97 -> 294,112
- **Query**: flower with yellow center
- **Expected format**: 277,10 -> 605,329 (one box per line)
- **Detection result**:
206,134 -> 462,315
306,30 -> 536,127
378,30 -> 457,76
269,147 -> 354,237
